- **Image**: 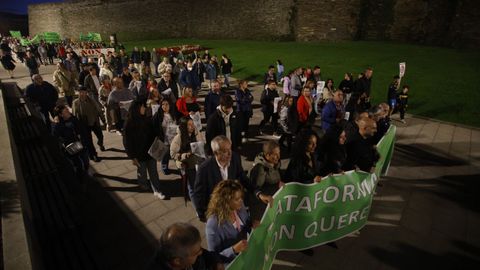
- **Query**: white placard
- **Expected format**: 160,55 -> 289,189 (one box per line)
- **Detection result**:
399,62 -> 406,78
190,141 -> 206,158
273,97 -> 283,113
151,104 -> 160,116
166,124 -> 178,143
73,48 -> 115,58
191,111 -> 202,131
162,88 -> 172,95
119,100 -> 133,111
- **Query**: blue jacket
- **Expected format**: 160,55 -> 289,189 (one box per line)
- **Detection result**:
321,100 -> 341,132
206,206 -> 251,263
235,88 -> 253,113
179,68 -> 201,90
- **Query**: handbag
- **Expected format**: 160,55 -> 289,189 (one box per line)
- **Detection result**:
148,137 -> 169,161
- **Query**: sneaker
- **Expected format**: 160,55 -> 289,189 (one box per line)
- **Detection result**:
161,164 -> 170,175
400,119 -> 406,124
116,130 -> 123,136
272,133 -> 281,139
154,191 -> 166,200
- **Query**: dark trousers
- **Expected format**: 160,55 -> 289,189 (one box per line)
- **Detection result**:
259,110 -> 278,132
399,105 -> 406,119
138,158 -> 161,192
238,111 -> 251,138
85,122 -> 104,158
279,133 -> 293,151
65,96 -> 73,107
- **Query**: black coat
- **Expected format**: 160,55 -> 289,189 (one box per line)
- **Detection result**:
284,153 -> 322,184
193,152 -> 247,219
260,88 -> 279,113
146,248 -> 220,270
124,115 -> 155,161
344,132 -> 379,172
205,109 -> 241,154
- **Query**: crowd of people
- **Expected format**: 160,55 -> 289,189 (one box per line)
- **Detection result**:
6,35 -> 411,269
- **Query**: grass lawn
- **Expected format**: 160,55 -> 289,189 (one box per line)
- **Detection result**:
123,39 -> 480,127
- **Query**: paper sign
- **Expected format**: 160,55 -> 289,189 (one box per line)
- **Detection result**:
273,97 -> 283,113
166,124 -> 178,143
162,88 -> 172,95
119,100 -> 133,111
151,104 -> 160,116
191,111 -> 202,131
190,141 -> 206,158
399,62 -> 406,78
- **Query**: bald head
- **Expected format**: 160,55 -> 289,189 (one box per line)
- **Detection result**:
358,117 -> 377,138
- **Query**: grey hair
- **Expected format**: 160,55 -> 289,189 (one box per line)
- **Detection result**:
158,223 -> 201,261
211,135 -> 231,153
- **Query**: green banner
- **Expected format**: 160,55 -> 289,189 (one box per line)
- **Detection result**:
9,31 -> 22,38
43,32 -> 61,43
20,38 -> 31,46
30,34 -> 45,45
228,125 -> 396,270
88,32 -> 102,42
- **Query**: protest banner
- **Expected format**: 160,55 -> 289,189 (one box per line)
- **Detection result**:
43,32 -> 61,43
88,32 -> 102,42
30,34 -> 44,44
9,31 -> 22,38
20,38 -> 31,46
227,125 -> 396,270
73,48 -> 115,58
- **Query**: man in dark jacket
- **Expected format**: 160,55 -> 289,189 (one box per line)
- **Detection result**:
205,95 -> 241,154
259,80 -> 280,134
354,67 -> 373,100
25,74 -> 58,129
344,117 -> 379,172
146,223 -> 222,270
140,47 -> 151,67
193,136 -> 247,222
179,60 -> 201,96
25,51 -> 39,78
204,80 -> 224,120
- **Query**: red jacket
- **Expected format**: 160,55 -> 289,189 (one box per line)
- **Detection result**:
176,96 -> 197,117
297,95 -> 311,123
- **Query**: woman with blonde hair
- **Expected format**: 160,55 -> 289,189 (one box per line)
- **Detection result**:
206,180 -> 251,264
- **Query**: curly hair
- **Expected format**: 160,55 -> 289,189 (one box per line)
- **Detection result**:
206,180 -> 244,225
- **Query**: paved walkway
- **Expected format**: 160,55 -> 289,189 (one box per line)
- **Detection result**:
2,64 -> 479,269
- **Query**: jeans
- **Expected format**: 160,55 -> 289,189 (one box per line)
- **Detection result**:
223,73 -> 231,87
138,158 -> 161,192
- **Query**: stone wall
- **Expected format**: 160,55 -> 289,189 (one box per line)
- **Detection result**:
28,0 -> 480,48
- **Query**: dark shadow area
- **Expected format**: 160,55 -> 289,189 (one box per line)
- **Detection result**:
77,174 -> 157,270
93,173 -> 138,185
0,179 -> 20,218
98,156 -> 130,161
391,143 -> 467,167
107,147 -> 126,153
369,242 -> 480,269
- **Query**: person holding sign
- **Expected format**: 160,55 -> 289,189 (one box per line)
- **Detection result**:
124,100 -> 166,200
206,180 -> 252,265
248,140 -> 282,221
284,128 -> 323,184
387,75 -> 400,117
170,117 -> 204,200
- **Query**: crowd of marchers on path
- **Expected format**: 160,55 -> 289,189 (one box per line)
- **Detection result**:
1,36 -> 411,270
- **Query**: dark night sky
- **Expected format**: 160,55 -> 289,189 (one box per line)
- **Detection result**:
0,0 -> 64,14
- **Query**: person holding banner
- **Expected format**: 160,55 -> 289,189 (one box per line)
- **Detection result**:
284,128 -> 323,184
146,222 -> 224,270
344,117 -> 379,173
206,180 -> 251,264
248,140 -> 282,221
